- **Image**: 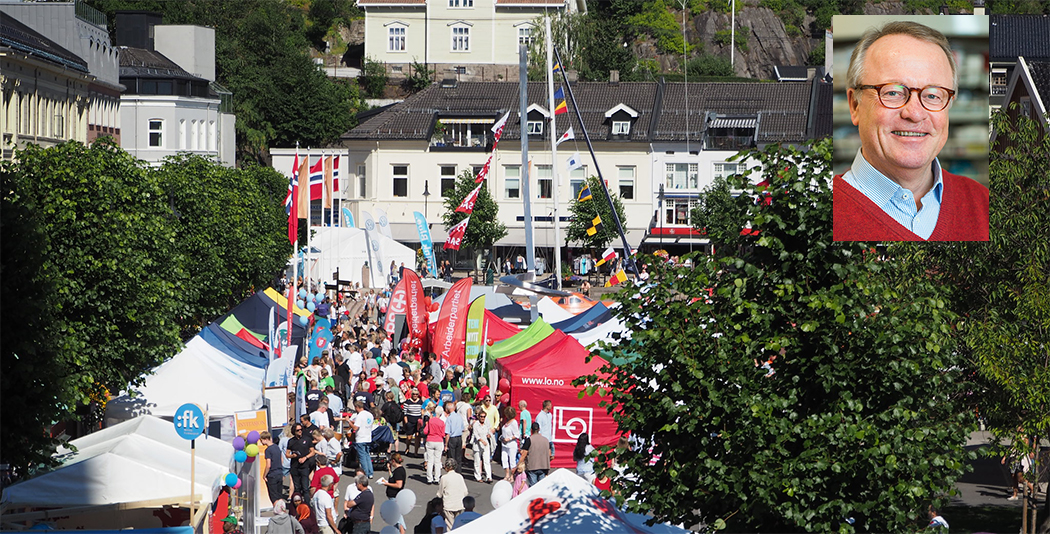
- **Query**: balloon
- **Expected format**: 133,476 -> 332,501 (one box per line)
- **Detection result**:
234,450 -> 247,463
316,292 -> 325,302
297,300 -> 305,309
429,302 -> 439,312
299,289 -> 307,299
245,444 -> 259,457
500,393 -> 510,405
379,527 -> 399,534
232,437 -> 245,451
424,297 -> 432,307
299,315 -> 309,326
225,473 -> 238,487
246,431 -> 260,444
233,479 -> 242,489
307,302 -> 316,312
395,488 -> 417,516
498,378 -> 510,393
490,480 -> 512,508
379,499 -> 401,525
487,339 -> 495,346
410,337 -> 422,348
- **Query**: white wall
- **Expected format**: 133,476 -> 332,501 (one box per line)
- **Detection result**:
154,25 -> 216,82
121,95 -> 226,165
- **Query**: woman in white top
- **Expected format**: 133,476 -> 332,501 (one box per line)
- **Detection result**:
500,406 -> 520,481
573,432 -> 595,482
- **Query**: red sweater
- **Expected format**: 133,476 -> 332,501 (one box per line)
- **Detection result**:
833,171 -> 988,241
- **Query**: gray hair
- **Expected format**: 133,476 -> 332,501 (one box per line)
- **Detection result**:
444,458 -> 458,471
356,474 -> 369,487
847,21 -> 958,94
320,474 -> 334,487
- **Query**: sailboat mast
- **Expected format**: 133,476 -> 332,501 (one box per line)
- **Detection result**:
545,17 -> 563,290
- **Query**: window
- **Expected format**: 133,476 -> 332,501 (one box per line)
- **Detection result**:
449,0 -> 473,6
388,26 -> 406,52
391,65 -> 403,72
526,120 -> 543,135
666,163 -> 699,189
358,165 -> 367,198
504,165 -> 520,199
665,198 -> 699,225
612,121 -> 631,135
452,26 -> 470,52
569,166 -> 587,199
991,69 -> 1007,96
392,165 -> 408,197
1021,96 -> 1032,118
537,165 -> 552,199
472,165 -> 484,179
179,119 -> 187,149
518,27 -> 533,46
53,114 -> 64,138
618,166 -> 635,199
713,162 -> 739,180
148,119 -> 163,147
455,66 -> 466,75
441,165 -> 457,197
208,120 -> 216,151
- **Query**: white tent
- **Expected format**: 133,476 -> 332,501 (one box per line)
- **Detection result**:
537,296 -> 575,324
456,469 -> 689,534
570,315 -> 630,348
308,227 -> 417,288
106,335 -> 266,424
1,416 -> 232,509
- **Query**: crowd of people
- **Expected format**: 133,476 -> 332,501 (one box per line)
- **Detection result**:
254,280 -> 608,534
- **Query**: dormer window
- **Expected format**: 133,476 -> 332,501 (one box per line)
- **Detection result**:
604,103 -> 638,139
527,120 -> 543,135
612,121 -> 630,135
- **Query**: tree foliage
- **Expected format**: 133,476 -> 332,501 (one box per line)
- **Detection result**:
628,0 -> 692,55
0,141 -> 290,476
566,175 -> 628,251
575,139 -> 973,532
894,105 -> 1050,524
689,175 -> 750,249
359,56 -> 389,98
441,170 -> 508,252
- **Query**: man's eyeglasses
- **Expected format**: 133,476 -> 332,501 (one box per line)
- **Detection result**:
854,83 -> 955,112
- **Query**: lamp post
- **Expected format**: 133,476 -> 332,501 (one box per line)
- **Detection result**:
658,183 -> 665,251
423,180 -> 431,219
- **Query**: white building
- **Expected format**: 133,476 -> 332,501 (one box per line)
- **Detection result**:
357,0 -> 585,82
271,78 -> 830,261
115,12 -> 235,166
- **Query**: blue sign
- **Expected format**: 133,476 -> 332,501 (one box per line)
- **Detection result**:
414,211 -> 438,278
173,403 -> 205,440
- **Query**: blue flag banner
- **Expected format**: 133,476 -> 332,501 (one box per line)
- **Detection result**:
308,318 -> 332,363
414,211 -> 438,278
342,207 -> 355,228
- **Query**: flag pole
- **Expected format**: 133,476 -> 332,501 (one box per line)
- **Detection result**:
552,45 -> 638,277
545,16 -> 563,290
290,142 -> 299,349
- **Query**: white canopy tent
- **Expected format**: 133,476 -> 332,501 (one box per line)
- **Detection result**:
105,336 -> 266,425
1,416 -> 232,511
569,315 -> 630,348
537,296 -> 575,324
307,227 -> 417,289
456,469 -> 689,534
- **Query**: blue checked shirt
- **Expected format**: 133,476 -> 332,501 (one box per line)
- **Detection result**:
842,149 -> 943,240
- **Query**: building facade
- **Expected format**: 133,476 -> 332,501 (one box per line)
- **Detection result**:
357,0 -> 585,82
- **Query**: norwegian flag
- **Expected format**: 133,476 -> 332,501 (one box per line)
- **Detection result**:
456,183 -> 483,214
308,157 -> 325,201
444,216 -> 470,250
286,151 -> 300,244
284,151 -> 299,215
491,111 -> 510,144
475,153 -> 493,184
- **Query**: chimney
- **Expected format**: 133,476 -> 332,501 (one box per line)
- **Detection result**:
609,70 -> 619,84
973,0 -> 985,15
114,11 -> 163,50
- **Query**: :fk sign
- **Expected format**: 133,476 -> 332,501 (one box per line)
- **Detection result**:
174,403 -> 206,440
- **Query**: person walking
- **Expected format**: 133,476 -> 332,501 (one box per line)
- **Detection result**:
380,452 -> 406,499
470,407 -> 493,483
261,431 -> 285,504
500,406 -> 520,481
348,401 -> 375,478
443,401 -> 465,471
573,432 -> 595,483
450,496 -> 482,529
521,422 -> 551,486
311,474 -> 340,534
423,405 -> 446,483
285,424 -> 316,498
436,459 -> 468,530
535,400 -> 555,459
343,474 -> 374,534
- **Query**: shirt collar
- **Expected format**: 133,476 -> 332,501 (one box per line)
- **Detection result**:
849,149 -> 943,207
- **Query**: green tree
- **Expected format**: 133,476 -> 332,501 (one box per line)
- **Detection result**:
526,10 -> 586,81
403,59 -> 435,93
686,54 -> 735,77
441,170 -> 508,260
575,139 -> 973,532
628,0 -> 693,55
359,56 -> 389,98
566,175 -> 628,251
156,154 -> 289,339
689,175 -> 750,249
895,105 -> 1050,527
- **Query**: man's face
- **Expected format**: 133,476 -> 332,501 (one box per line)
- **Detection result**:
848,34 -> 953,180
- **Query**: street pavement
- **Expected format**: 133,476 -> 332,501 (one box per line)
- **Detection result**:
952,431 -> 1047,509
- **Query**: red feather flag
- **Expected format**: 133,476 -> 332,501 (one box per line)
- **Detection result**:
444,216 -> 470,250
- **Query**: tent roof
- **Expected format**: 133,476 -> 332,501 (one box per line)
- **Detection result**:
106,336 -> 265,421
435,286 -> 514,309
537,296 -> 575,324
1,416 -> 232,509
218,289 -> 309,344
496,333 -> 603,382
454,469 -> 689,534
484,309 -> 521,344
200,323 -> 269,368
488,317 -> 554,360
552,302 -> 612,333
570,316 -> 630,349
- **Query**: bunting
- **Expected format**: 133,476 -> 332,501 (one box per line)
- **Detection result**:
605,269 -> 628,287
491,111 -> 510,143
586,215 -> 603,236
553,87 -> 567,115
456,183 -> 483,214
475,153 -> 493,184
556,127 -> 574,147
445,216 -> 470,250
595,247 -> 616,267
577,184 -> 592,202
566,152 -> 583,172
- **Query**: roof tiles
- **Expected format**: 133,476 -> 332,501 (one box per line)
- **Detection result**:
990,15 -> 1050,62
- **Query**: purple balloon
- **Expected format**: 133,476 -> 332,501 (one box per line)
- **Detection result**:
232,436 -> 246,450
246,431 -> 260,444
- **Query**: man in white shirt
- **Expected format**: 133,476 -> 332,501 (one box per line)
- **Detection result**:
348,345 -> 364,376
311,474 -> 340,534
383,359 -> 404,384
535,399 -> 555,459
310,400 -> 333,430
348,401 -> 375,478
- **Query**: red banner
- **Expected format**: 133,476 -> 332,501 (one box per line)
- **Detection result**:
475,153 -> 493,183
432,277 -> 473,367
455,183 -> 482,214
383,277 -> 408,338
403,268 -> 427,341
444,216 -> 470,250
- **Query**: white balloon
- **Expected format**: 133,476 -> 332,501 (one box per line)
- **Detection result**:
379,527 -> 399,534
396,488 -> 417,516
490,479 -> 513,509
379,499 -> 402,525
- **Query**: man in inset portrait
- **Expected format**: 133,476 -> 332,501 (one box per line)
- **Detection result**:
834,20 -> 988,242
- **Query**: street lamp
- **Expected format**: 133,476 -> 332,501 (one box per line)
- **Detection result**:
423,180 -> 431,219
658,183 -> 665,251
